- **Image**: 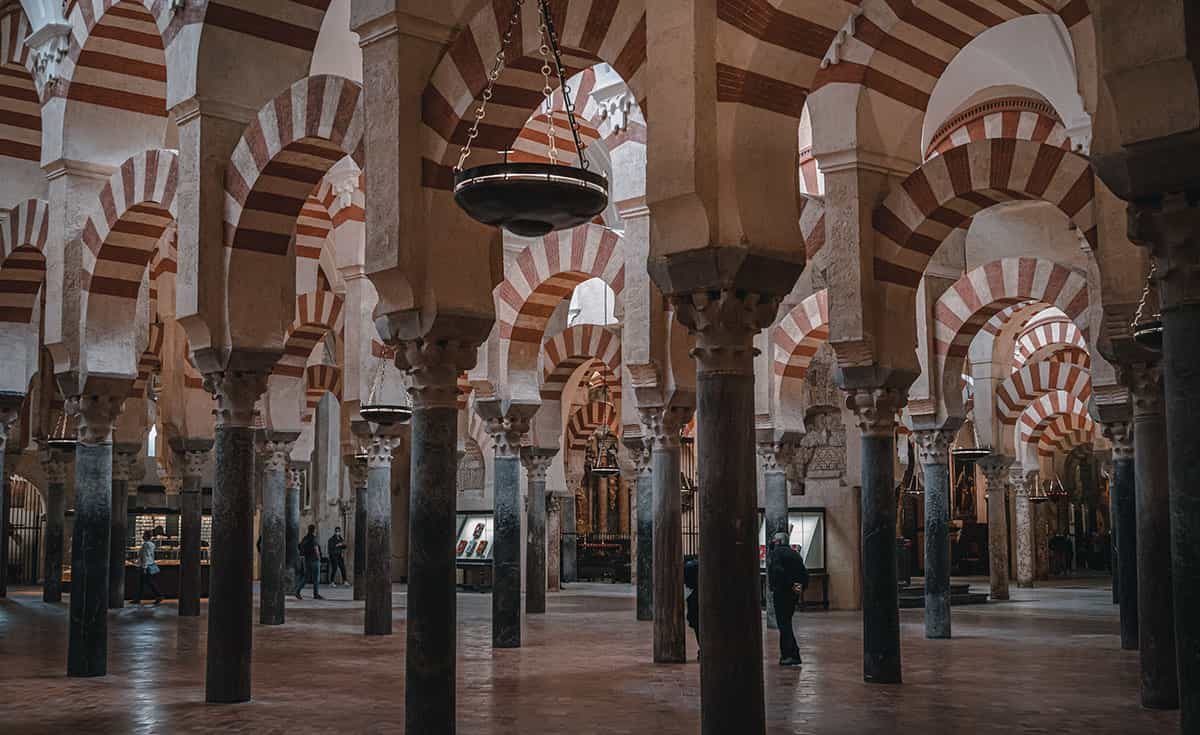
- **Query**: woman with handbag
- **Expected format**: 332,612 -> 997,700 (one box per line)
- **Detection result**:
136,529 -> 164,606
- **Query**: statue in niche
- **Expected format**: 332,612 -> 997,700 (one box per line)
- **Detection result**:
953,460 -> 978,520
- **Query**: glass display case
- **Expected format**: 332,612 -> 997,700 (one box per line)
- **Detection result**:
758,508 -> 826,572
455,514 -> 495,563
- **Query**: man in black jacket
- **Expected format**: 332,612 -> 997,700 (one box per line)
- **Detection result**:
295,525 -> 324,600
767,531 -> 808,666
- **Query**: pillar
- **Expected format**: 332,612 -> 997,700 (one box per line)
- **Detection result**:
758,437 -> 795,632
847,387 -> 908,684
67,394 -> 124,677
1101,420 -> 1139,652
204,370 -> 268,703
1034,501 -> 1051,581
365,433 -> 399,636
477,399 -> 536,648
521,447 -> 555,615
978,454 -> 1013,602
562,485 -> 577,583
349,457 -> 368,601
1014,469 -> 1036,589
1124,363 -> 1178,708
176,442 -> 211,618
640,402 -> 693,664
41,450 -> 69,603
627,437 -> 653,622
547,493 -> 563,592
107,445 -> 139,609
914,427 -> 956,639
285,465 -> 301,594
0,403 -> 18,597
259,436 -> 293,625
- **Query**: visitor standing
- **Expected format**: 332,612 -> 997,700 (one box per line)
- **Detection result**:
295,525 -> 324,600
767,531 -> 808,666
327,527 -> 348,586
135,530 -> 163,606
683,555 -> 700,657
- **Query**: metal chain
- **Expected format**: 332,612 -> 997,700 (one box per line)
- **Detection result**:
537,0 -> 589,170
455,0 -> 525,173
1132,256 -> 1159,327
539,15 -> 558,165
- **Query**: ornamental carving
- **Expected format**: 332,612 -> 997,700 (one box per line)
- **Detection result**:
456,439 -> 486,498
799,407 -> 846,480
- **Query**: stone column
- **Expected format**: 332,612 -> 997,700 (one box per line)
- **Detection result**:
847,387 -> 908,684
67,394 -> 124,677
0,402 -> 19,598
978,454 -> 1013,602
521,447 -> 555,615
41,450 -> 69,603
365,433 -> 399,636
1123,363 -> 1178,708
203,370 -> 268,703
757,437 -> 795,631
397,339 -> 474,734
1034,501 -> 1051,581
625,437 -> 653,622
258,436 -> 293,625
640,402 -> 693,663
1013,469 -> 1036,589
106,444 -> 139,609
546,493 -> 563,592
561,484 -> 578,583
175,442 -> 211,618
913,427 -> 956,639
349,456 -> 368,601
285,465 -> 301,594
1101,420 -> 1139,652
477,399 -> 536,648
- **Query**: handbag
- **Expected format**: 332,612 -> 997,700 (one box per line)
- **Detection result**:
147,562 -> 161,576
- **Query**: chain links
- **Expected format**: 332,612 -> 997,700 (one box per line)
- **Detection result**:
455,0 -> 525,173
539,16 -> 558,165
537,0 -> 589,170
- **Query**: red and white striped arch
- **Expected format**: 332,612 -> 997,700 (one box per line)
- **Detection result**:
1038,414 -> 1096,458
80,149 -> 178,303
496,224 -> 624,344
565,400 -> 619,452
0,198 -> 49,323
302,363 -> 342,424
799,196 -> 827,259
275,290 -> 344,378
995,361 -> 1091,426
771,289 -> 830,407
0,6 -> 38,162
128,320 -> 163,398
225,75 -> 364,257
873,140 -> 1096,290
58,1 -> 167,117
925,96 -> 1071,160
1016,390 -> 1092,467
511,109 -> 603,166
420,2 -> 647,190
1013,320 -> 1088,371
541,324 -> 621,402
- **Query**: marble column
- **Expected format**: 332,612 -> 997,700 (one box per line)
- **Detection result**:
625,436 -> 653,622
258,436 -> 294,625
547,493 -> 563,592
285,467 -> 301,595
398,339 -> 472,734
107,444 -> 139,609
0,402 -> 19,598
175,442 -> 211,618
521,447 -> 555,615
640,402 -> 693,663
561,489 -> 577,583
1034,502 -> 1051,581
914,427 -> 956,639
847,387 -> 907,684
978,454 -> 1013,602
477,399 -> 536,648
1013,469 -> 1036,589
41,450 -> 69,603
758,436 -> 795,632
365,433 -> 399,636
203,370 -> 268,703
349,457 -> 368,601
1101,420 -> 1139,652
1124,363 -> 1178,708
67,394 -> 124,678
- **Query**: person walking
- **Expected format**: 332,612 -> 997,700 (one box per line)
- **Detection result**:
683,555 -> 700,657
135,530 -> 163,606
295,525 -> 324,600
767,531 -> 808,666
327,527 -> 348,587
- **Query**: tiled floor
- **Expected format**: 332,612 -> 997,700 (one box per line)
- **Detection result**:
0,578 -> 1178,734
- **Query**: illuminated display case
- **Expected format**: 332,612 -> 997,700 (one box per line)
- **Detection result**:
758,508 -> 826,572
455,514 -> 495,563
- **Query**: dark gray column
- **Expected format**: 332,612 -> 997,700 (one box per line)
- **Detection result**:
848,388 -> 907,685
399,342 -> 471,735
365,433 -> 398,636
0,403 -> 16,598
561,494 -> 577,583
258,436 -> 293,625
41,450 -> 68,603
521,447 -> 555,615
978,454 -> 1013,602
547,493 -> 563,592
349,456 -> 368,601
477,399 -> 536,648
204,370 -> 268,703
107,445 -> 139,609
173,441 -> 211,618
757,434 -> 795,632
67,394 -> 124,678
914,427 -> 955,639
641,402 -> 692,664
1124,364 -> 1179,708
285,469 -> 301,595
1101,420 -> 1139,651
624,435 -> 653,622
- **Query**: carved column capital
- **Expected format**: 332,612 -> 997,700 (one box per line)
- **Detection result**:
622,435 -> 651,475
977,454 -> 1014,498
476,400 -> 535,459
161,475 -> 183,495
65,394 -> 126,446
1009,467 -> 1030,497
1100,420 -> 1135,461
913,428 -> 956,466
39,450 -> 69,484
396,339 -> 477,410
262,440 -> 294,474
111,446 -> 142,482
347,457 -> 368,490
546,494 -> 563,515
1118,362 -> 1164,420
0,395 -> 21,451
365,435 -> 401,469
671,289 -> 779,375
1129,194 -> 1200,312
757,441 -> 796,475
844,387 -> 907,438
520,447 -> 556,483
638,404 -> 693,451
204,370 -> 268,428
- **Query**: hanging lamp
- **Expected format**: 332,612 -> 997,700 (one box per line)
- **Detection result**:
1132,256 -> 1163,350
46,409 -> 77,451
359,354 -> 412,427
587,425 -> 621,477
1028,475 -> 1051,504
452,0 -> 608,237
950,417 -> 990,461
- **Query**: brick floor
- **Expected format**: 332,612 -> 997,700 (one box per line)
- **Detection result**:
0,579 -> 1178,734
